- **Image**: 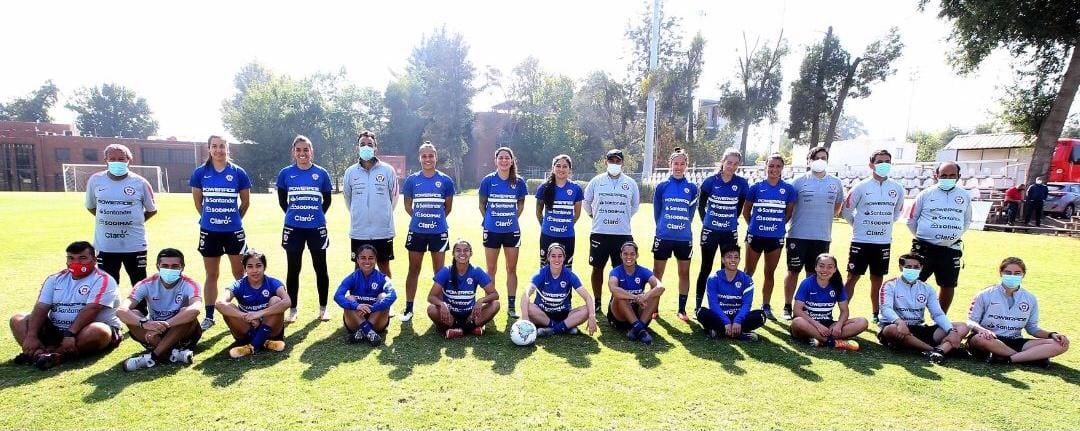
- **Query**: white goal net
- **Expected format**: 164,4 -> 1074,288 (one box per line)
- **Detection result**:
62,164 -> 167,193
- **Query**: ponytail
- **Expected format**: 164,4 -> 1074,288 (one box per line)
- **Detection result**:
544,154 -> 572,211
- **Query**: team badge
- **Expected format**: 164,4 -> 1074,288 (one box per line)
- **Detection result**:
312,173 -> 319,180
684,187 -> 690,194
889,190 -> 898,198
735,281 -> 742,288
789,242 -> 796,249
731,185 -> 737,191
435,181 -> 442,188
262,290 -> 270,297
567,189 -> 574,196
560,281 -> 567,288
78,285 -> 91,295
828,184 -> 838,192
175,294 -> 184,305
829,290 -> 836,298
226,174 -> 234,182
376,174 -> 386,182
1019,302 -> 1030,312
916,294 -> 927,304
621,183 -> 630,191
371,282 -> 379,289
123,186 -> 136,196
634,277 -> 641,284
954,196 -> 965,205
780,188 -> 786,194
466,277 -> 474,285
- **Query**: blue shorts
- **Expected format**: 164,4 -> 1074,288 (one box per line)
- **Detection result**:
282,226 -> 329,251
483,230 -> 521,249
199,229 -> 247,258
405,231 -> 449,253
652,238 -> 693,261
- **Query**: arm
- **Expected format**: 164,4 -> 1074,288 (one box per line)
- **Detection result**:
733,282 -> 753,324
389,173 -> 399,211
215,289 -> 245,319
892,186 -> 905,222
878,280 -> 901,324
833,185 -> 844,217
705,277 -> 731,326
906,194 -> 922,234
238,189 -> 251,218
835,300 -> 850,326
697,182 -> 710,221
191,188 -> 204,214
370,279 -> 397,313
342,172 -> 352,209
966,294 -> 995,337
404,196 -> 414,217
572,202 -> 582,223
259,287 -> 292,317
784,201 -> 795,223
278,188 -> 289,213
841,189 -> 857,224
653,183 -> 663,222
67,303 -> 105,337
925,288 -> 953,331
427,282 -> 445,306
520,284 -> 537,321
477,282 -> 500,306
573,285 -> 598,335
583,180 -> 595,218
21,302 -> 52,353
608,276 -> 635,300
535,196 -> 545,224
334,277 -> 360,310
741,199 -> 753,223
629,181 -> 640,216
322,192 -> 332,213
116,297 -> 143,326
166,296 -> 203,327
85,182 -> 97,215
516,198 -> 525,218
444,195 -> 454,216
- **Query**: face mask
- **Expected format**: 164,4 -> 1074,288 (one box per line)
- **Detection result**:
901,268 -> 921,283
68,261 -> 95,277
1001,274 -> 1023,289
358,146 -> 375,161
606,163 -> 622,176
874,162 -> 892,177
810,159 -> 828,173
159,268 -> 182,284
937,179 -> 958,190
107,161 -> 129,176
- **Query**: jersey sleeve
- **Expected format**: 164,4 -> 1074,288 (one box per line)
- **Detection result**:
402,175 -> 416,199
140,178 -> 157,212
236,167 -> 252,191
734,276 -> 754,324
534,183 -> 545,201
275,168 -> 287,190
794,278 -> 811,303
84,176 -> 97,209
444,176 -> 456,196
583,178 -> 596,215
841,186 -> 858,224
786,183 -> 798,203
925,287 -> 953,331
128,281 -> 149,303
320,168 -> 333,193
36,275 -> 57,305
516,178 -> 527,199
1025,296 -> 1041,336
370,277 -> 397,312
967,290 -> 987,324
478,175 -> 490,199
432,267 -> 450,286
188,166 -> 202,189
629,179 -> 640,216
569,272 -> 584,290
877,280 -> 900,323
530,271 -> 544,288
572,184 -> 584,202
475,268 -> 492,287
835,284 -> 849,303
653,181 -> 665,222
906,192 -> 924,234
891,184 -> 904,222
334,274 -> 358,310
90,275 -> 119,308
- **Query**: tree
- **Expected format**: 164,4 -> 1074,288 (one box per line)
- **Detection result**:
499,57 -> 582,169
911,129 -> 945,161
66,83 -> 159,138
0,80 -> 59,122
835,115 -> 868,140
922,0 -> 1080,186
718,31 -> 788,156
573,70 -> 643,172
787,27 -> 904,148
382,76 -> 427,162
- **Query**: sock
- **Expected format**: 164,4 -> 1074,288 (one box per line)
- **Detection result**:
319,306 -> 326,314
783,303 -> 792,311
250,324 -> 271,351
360,321 -> 374,334
204,305 -> 215,320
151,351 -> 168,362
552,320 -> 568,334
405,301 -> 414,314
594,298 -> 602,309
631,320 -> 645,336
678,294 -> 688,313
826,335 -> 836,347
508,296 -> 516,311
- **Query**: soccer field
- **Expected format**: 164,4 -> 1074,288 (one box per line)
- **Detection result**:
0,191 -> 1077,430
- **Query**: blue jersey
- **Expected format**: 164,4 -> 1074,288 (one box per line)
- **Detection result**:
530,266 -> 583,313
403,170 -> 455,234
698,174 -> 749,232
275,164 -> 332,229
794,276 -> 848,321
653,176 -> 699,241
227,275 -> 284,313
433,265 -> 492,315
609,264 -> 654,296
190,162 -> 251,232
747,179 -> 797,238
479,173 -> 527,233
705,270 -> 755,325
334,269 -> 397,313
535,181 -> 584,238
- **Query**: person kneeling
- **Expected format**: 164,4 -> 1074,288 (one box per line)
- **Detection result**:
335,245 -> 397,346
428,239 -> 500,339
118,248 -> 204,371
697,244 -> 765,342
521,243 -> 597,337
608,242 -> 664,345
877,253 -> 969,364
789,253 -> 867,351
215,250 -> 291,358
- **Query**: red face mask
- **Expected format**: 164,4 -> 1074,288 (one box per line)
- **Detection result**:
68,261 -> 95,277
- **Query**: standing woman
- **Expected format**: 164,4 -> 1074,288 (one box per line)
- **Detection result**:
275,135 -> 333,324
652,148 -> 697,320
190,135 -> 251,330
535,154 -> 583,268
694,148 -> 749,319
478,147 -> 527,318
402,141 -> 455,322
789,254 -> 867,351
742,153 -> 796,320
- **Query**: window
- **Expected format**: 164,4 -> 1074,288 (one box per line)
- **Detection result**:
83,148 -> 98,162
54,147 -> 71,162
170,148 -> 191,163
142,147 -> 169,164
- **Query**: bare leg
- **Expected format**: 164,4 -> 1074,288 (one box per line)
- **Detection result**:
427,302 -> 455,329
473,300 -> 501,327
939,287 -> 956,313
504,247 -> 520,300
760,249 -> 782,306
869,274 -> 884,314
406,251 -> 423,303
376,260 -> 392,279
676,260 -> 691,298
839,318 -> 869,338
203,256 -> 221,307
1009,338 -> 1069,363
844,272 -> 861,304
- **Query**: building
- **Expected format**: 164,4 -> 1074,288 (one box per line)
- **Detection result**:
792,137 -> 917,168
938,133 -> 1032,183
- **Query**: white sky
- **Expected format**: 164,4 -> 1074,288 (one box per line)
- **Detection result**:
2,0 -> 1037,153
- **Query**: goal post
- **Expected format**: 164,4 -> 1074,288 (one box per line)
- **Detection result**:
62,164 -> 166,193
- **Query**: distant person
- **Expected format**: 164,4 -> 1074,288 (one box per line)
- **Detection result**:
789,253 -> 866,352
276,135 -> 333,324
583,149 -> 640,314
1022,177 -> 1048,227
9,241 -> 123,370
85,143 -> 157,288
403,142 -> 455,324
427,240 -> 499,338
343,130 -> 399,280
478,147 -> 527,319
1002,183 -> 1024,225
608,242 -> 664,345
521,243 -> 598,337
742,153 -> 796,320
335,245 -> 397,346
782,146 -> 843,320
877,253 -> 969,364
907,161 -> 973,312
116,248 -> 203,371
651,148 -> 696,322
214,250 -> 290,359
535,154 -> 583,268
190,135 -> 251,330
694,148 -> 749,320
699,244 -> 766,342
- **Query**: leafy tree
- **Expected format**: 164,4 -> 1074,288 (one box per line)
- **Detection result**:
573,70 -> 643,173
66,83 -> 159,138
911,129 -> 945,161
0,80 -> 59,122
835,115 -> 868,140
382,76 -> 427,163
718,32 -> 788,156
498,57 -> 581,170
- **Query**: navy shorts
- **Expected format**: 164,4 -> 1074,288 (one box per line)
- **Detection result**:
543,308 -> 570,323
282,226 -> 329,251
589,233 -> 635,268
606,298 -> 642,330
847,242 -> 891,276
700,228 -> 738,250
483,230 -> 521,249
877,323 -> 941,349
746,233 -> 784,253
405,231 -> 449,253
652,238 -> 693,261
351,238 -> 394,262
198,229 -> 247,258
539,234 -> 575,267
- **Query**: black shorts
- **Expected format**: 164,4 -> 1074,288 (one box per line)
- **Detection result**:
911,239 -> 962,288
483,230 -> 521,249
969,336 -> 1033,358
405,231 -> 449,253
198,229 -> 247,258
96,250 -> 147,286
606,299 -> 641,330
652,238 -> 693,261
451,311 -> 473,329
544,309 -> 570,323
786,238 -> 830,273
700,228 -> 738,251
847,242 -> 891,276
589,233 -> 635,268
877,323 -> 940,349
282,226 -> 329,251
38,321 -> 122,349
539,234 -> 576,267
745,233 -> 784,253
351,238 -> 394,262
136,325 -> 204,351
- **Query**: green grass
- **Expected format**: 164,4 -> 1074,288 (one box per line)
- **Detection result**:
0,192 -> 1077,430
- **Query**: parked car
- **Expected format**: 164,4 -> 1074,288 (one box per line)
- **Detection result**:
1044,182 -> 1080,219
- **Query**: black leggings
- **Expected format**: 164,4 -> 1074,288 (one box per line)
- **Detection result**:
286,247 -> 329,308
695,243 -> 720,310
697,308 -> 766,333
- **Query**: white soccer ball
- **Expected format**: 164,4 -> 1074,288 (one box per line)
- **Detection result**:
510,320 -> 538,346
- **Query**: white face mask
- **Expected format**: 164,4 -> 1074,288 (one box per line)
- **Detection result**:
606,163 -> 622,176
810,159 -> 828,173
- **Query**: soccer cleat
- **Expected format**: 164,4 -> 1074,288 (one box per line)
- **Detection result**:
285,309 -> 298,325
677,311 -> 689,322
566,327 -> 580,335
1032,359 -> 1051,369
809,338 -> 823,347
638,329 -> 653,345
872,315 -> 881,327
13,353 -> 32,365
833,339 -> 860,352
925,350 -> 945,365
506,309 -> 520,319
984,352 -> 1011,365
365,329 -> 383,347
229,344 -> 254,359
782,305 -> 793,321
762,304 -> 775,320
350,328 -> 365,344
445,328 -> 465,339
471,325 -> 484,336
626,328 -> 640,341
738,332 -> 760,342
594,304 -> 603,316
536,327 -> 555,338
263,340 -> 286,352
34,353 -> 61,370
200,318 -> 216,331
170,348 -> 194,364
123,353 -> 156,372
399,311 -> 414,323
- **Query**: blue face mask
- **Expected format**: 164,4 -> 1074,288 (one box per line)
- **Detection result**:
107,161 -> 129,176
358,146 -> 375,161
874,162 -> 892,177
1001,274 -> 1023,289
937,178 -> 958,190
159,268 -> 182,284
901,268 -> 921,283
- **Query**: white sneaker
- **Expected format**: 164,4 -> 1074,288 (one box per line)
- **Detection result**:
399,311 -> 414,322
285,309 -> 298,325
200,318 -> 215,331
169,348 -> 193,364
123,353 -> 155,372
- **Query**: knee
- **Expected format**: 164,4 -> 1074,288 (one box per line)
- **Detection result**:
487,300 -> 501,312
9,312 -> 27,327
850,318 -> 869,332
76,323 -> 111,346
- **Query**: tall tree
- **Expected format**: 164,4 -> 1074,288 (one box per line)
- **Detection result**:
66,83 -> 159,138
718,31 -> 788,156
573,70 -> 644,172
922,0 -> 1080,185
0,80 -> 59,122
501,57 -> 581,169
382,76 -> 427,164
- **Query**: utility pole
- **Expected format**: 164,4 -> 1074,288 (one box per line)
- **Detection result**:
642,0 -> 660,182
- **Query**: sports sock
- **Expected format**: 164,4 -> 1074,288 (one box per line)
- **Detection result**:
405,301 -> 414,314
552,320 -> 568,334
204,305 -> 215,320
508,296 -> 516,311
678,294 -> 688,313
360,321 -> 374,334
250,324 -> 271,351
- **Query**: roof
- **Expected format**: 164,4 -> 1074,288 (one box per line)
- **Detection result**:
944,133 -> 1033,150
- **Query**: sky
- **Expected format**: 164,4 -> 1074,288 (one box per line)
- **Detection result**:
2,0 -> 1035,153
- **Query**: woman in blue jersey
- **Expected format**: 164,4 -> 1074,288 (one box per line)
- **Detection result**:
694,148 -> 748,320
742,153 -> 796,320
402,142 -> 455,322
190,135 -> 251,331
214,250 -> 291,359
427,239 -> 500,338
275,135 -> 333,324
479,147 -> 527,318
790,253 -> 866,351
521,243 -> 598,337
652,148 -> 697,321
699,243 -> 766,342
535,154 -> 583,268
334,245 -> 397,346
608,242 -> 664,345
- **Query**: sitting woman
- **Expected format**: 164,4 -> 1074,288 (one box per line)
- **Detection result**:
215,250 -> 291,359
335,245 -> 397,346
967,256 -> 1069,367
520,243 -> 597,337
427,239 -> 500,339
607,242 -> 664,345
698,243 -> 766,342
789,253 -> 867,351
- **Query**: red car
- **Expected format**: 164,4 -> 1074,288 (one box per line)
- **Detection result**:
1049,138 -> 1080,183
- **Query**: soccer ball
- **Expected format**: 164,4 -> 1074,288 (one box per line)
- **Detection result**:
509,320 -> 537,346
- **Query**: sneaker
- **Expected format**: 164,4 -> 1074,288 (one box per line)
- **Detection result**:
626,328 -> 640,341
566,327 -> 580,335
985,352 -> 1010,365
872,315 -> 881,327
1032,358 -> 1051,369
738,332 -> 760,342
471,326 -> 484,336
762,304 -> 775,320
445,328 -> 465,339
638,329 -> 653,345
506,309 -> 520,319
263,340 -> 286,352
677,311 -> 689,322
782,305 -> 793,321
169,348 -> 194,364
536,327 -> 555,338
594,304 -> 603,315
925,350 -> 945,365
706,329 -> 718,339
13,353 -> 32,365
365,329 -> 383,347
123,353 -> 156,372
318,309 -> 331,322
285,309 -> 298,325
200,317 -> 216,331
229,344 -> 254,359
350,328 -> 365,344
34,353 -> 61,370
399,311 -> 414,323
833,339 -> 860,352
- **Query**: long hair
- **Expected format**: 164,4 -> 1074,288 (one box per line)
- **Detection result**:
205,135 -> 226,166
815,253 -> 844,297
717,147 -> 742,175
495,146 -> 518,188
544,154 -> 572,211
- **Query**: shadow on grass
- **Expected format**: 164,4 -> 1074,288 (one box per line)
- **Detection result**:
83,357 -> 184,403
299,325 -> 376,380
948,356 -> 1080,389
655,318 -> 750,376
471,325 -> 532,375
758,323 -> 888,378
595,319 -> 673,369
0,348 -> 112,389
193,320 -> 317,387
376,321 -> 441,380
